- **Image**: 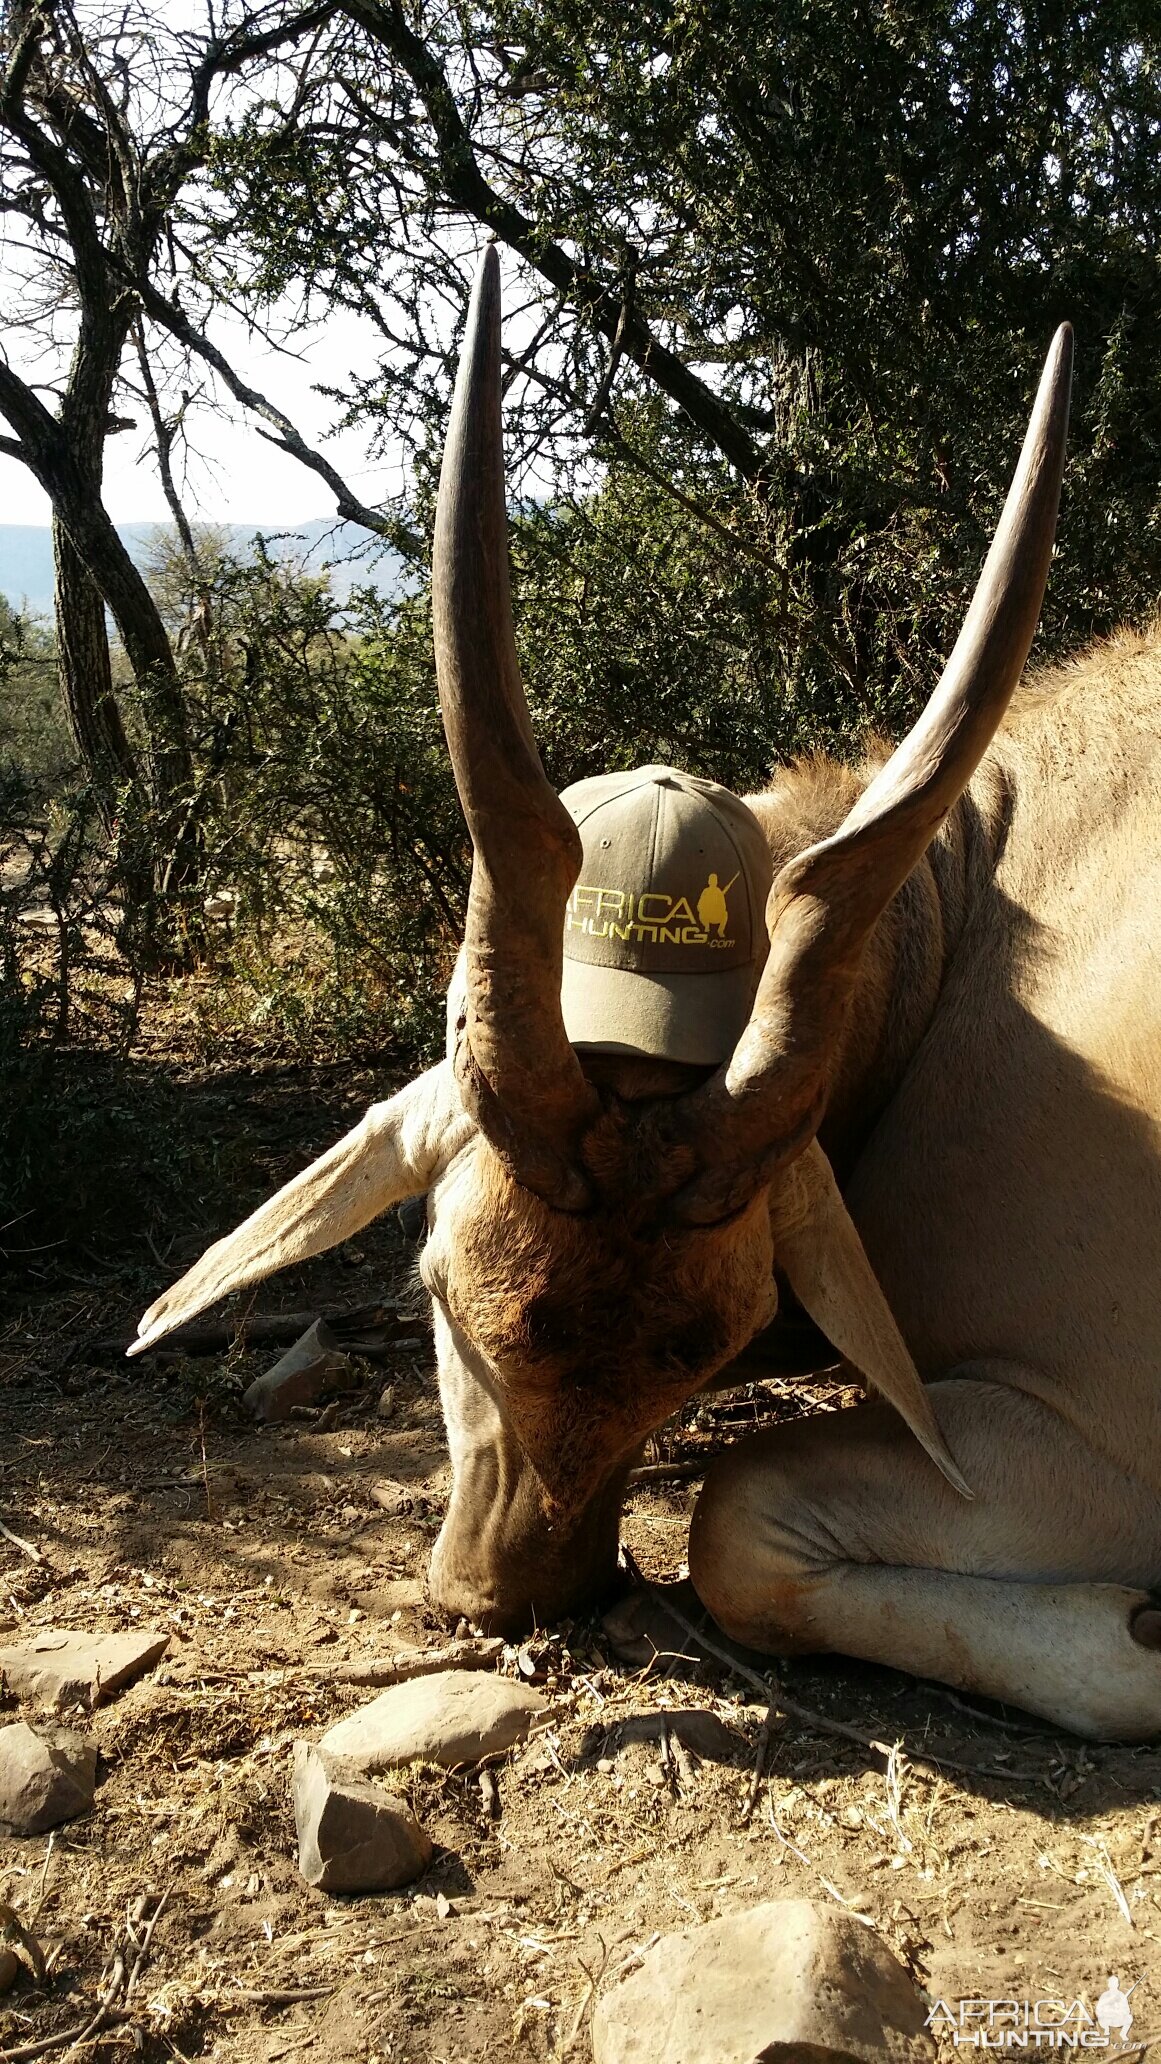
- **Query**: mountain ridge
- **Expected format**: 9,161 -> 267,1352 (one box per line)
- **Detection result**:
0,518 -> 404,617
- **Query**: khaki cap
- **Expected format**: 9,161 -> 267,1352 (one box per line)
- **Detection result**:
559,765 -> 773,1065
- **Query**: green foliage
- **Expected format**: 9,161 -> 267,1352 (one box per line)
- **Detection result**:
0,601 -> 69,795
204,0 -> 1161,697
511,411 -> 946,789
130,538 -> 463,1065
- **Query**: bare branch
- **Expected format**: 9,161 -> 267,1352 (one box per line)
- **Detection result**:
134,278 -> 422,557
340,0 -> 767,482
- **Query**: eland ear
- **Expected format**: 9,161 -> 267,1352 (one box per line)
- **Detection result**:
771,1141 -> 972,1497
129,1065 -> 471,1357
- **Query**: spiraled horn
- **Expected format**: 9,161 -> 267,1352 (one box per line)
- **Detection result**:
433,246 -> 597,1208
666,325 -> 1074,1224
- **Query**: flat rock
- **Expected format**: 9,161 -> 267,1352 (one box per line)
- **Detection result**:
601,1582 -> 761,1675
0,1630 -> 168,1708
243,1320 -> 351,1421
591,1899 -> 935,2064
319,1669 -> 547,1772
613,1709 -> 743,1764
292,1741 -> 432,1893
0,1721 -> 97,1835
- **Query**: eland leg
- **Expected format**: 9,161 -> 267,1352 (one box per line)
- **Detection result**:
688,1370 -> 1161,1739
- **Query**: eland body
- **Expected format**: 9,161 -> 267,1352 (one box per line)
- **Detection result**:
134,254 -> 1161,1738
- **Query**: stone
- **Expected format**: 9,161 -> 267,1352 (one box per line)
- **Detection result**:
318,1669 -> 547,1773
0,1948 -> 22,1993
590,1899 -> 935,2064
0,1629 -> 168,1708
601,1581 -> 760,1675
292,1741 -> 433,1893
369,1482 -> 424,1518
613,1709 -> 742,1764
0,1721 -> 97,1835
242,1320 -> 351,1421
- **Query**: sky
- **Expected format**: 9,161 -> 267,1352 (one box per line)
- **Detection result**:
0,299 -> 402,528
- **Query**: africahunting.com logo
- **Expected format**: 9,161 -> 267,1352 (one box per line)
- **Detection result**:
927,1976 -> 1143,2048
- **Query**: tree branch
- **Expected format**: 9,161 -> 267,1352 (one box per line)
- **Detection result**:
132,320 -> 204,578
340,0 -> 768,483
150,0 -> 344,210
133,277 -> 422,557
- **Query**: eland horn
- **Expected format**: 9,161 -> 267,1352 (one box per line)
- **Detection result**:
433,245 -> 598,1208
666,324 -> 1074,1225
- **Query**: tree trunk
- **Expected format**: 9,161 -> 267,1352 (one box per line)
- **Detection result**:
51,513 -> 137,833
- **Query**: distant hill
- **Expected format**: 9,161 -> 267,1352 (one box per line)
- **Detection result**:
0,519 -> 407,618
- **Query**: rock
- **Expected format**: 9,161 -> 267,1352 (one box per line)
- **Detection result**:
590,1899 -> 935,2064
0,1721 -> 97,1834
242,1320 -> 352,1421
319,1669 -> 547,1772
0,1630 -> 168,1708
601,1581 -> 761,1675
611,1709 -> 742,1764
292,1741 -> 433,1893
0,1948 -> 22,1993
369,1482 -> 426,1518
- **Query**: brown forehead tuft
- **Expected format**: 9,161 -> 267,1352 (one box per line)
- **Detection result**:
445,1139 -> 769,1375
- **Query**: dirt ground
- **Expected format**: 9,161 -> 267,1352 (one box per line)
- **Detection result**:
3,1066 -> 1161,2062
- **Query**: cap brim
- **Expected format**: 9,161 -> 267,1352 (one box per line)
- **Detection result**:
560,957 -> 760,1066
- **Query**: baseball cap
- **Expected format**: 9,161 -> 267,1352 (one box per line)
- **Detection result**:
558,766 -> 773,1065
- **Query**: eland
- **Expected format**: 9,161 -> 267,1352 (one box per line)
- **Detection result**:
133,250 -> 1161,1739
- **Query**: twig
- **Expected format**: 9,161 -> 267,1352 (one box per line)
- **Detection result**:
558,1940 -> 607,2061
1080,1835 -> 1134,1925
0,1889 -> 169,2063
231,1986 -> 334,2005
766,1788 -> 874,1925
0,1518 -> 42,1564
0,1956 -> 124,2063
619,1558 -> 1046,1785
604,1932 -> 661,1982
628,1459 -> 717,1486
740,1703 -> 780,1824
124,1888 -> 170,1997
29,1836 -> 54,1931
314,1637 -> 504,1687
925,1684 -> 1046,1735
102,1303 -> 426,1361
196,1403 -> 214,1523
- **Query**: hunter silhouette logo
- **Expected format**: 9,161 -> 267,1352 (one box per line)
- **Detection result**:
696,871 -> 739,936
1096,1979 -> 1137,2041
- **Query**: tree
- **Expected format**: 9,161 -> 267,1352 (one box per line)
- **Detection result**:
200,0 -> 1161,732
0,0 -> 404,953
